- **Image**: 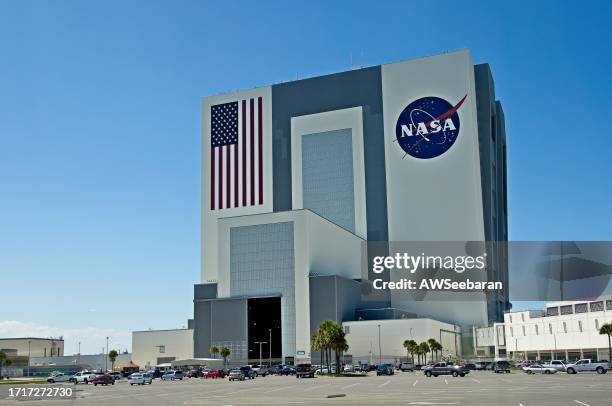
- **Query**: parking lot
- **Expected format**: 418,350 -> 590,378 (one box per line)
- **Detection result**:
1,371 -> 610,406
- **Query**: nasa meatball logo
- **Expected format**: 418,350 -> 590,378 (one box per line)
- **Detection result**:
395,95 -> 467,159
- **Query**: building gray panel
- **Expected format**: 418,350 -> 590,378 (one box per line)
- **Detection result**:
211,298 -> 248,360
194,283 -> 217,300
309,275 -> 361,334
302,129 -> 355,232
193,300 -> 211,358
271,66 -> 388,241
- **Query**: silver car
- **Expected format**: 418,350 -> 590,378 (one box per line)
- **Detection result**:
47,373 -> 74,383
522,364 -> 557,374
129,372 -> 153,385
228,369 -> 245,381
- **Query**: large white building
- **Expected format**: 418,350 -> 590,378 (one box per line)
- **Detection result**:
474,296 -> 612,361
131,328 -> 194,369
193,49 -> 509,363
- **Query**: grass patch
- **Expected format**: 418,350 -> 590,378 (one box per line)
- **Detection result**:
0,379 -> 47,385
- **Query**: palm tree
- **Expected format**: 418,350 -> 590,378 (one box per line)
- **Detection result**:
419,342 -> 430,364
314,320 -> 344,373
403,339 -> 418,363
220,346 -> 231,369
432,341 -> 443,361
0,351 -> 12,379
210,345 -> 219,359
600,323 -> 612,363
427,339 -> 437,362
108,350 -> 118,371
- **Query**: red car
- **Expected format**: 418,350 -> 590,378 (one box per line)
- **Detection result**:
92,374 -> 115,386
186,370 -> 203,378
204,369 -> 225,379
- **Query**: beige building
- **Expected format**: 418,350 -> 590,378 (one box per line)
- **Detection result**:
132,328 -> 193,369
0,337 -> 64,358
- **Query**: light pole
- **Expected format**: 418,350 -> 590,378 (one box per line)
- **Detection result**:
78,341 -> 81,365
105,337 -> 109,372
255,341 -> 267,370
28,340 -> 31,377
377,324 -> 382,364
268,329 -> 272,367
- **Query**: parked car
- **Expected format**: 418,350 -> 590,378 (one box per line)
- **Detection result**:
493,361 -> 512,373
72,371 -> 97,384
204,369 -> 225,379
377,364 -> 394,376
399,362 -> 415,372
145,369 -> 163,379
522,364 -> 557,374
279,366 -> 296,376
565,359 -> 609,374
128,372 -> 153,385
92,374 -> 115,386
161,370 -> 184,380
228,369 -> 245,381
186,369 -> 203,378
239,366 -> 257,379
543,360 -> 566,372
464,363 -> 476,371
423,362 -> 469,377
47,373 -> 73,383
296,363 -> 315,378
108,371 -> 123,380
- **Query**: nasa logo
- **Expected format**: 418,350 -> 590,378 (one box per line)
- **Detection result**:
395,95 -> 467,159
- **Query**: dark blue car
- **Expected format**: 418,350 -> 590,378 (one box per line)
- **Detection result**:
377,364 -> 394,376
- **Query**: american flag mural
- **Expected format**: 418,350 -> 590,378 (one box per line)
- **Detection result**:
210,97 -> 264,210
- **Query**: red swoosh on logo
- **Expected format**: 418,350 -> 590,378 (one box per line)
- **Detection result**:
406,94 -> 468,154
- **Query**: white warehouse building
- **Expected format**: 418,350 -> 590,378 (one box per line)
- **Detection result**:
474,296 -> 612,361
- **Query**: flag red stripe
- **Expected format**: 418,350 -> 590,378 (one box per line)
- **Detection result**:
234,143 -> 238,207
210,148 -> 215,210
250,98 -> 255,205
226,145 -> 231,208
258,97 -> 263,205
218,146 -> 223,209
242,100 -> 247,207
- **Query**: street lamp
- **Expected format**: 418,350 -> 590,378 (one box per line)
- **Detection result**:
254,341 -> 267,371
378,324 -> 382,364
105,337 -> 109,372
78,341 -> 81,365
268,329 -> 272,367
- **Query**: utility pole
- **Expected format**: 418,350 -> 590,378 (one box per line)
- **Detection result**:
78,342 -> 81,365
268,329 -> 272,367
254,342 -> 267,370
28,340 -> 31,377
105,337 -> 109,372
378,324 -> 382,364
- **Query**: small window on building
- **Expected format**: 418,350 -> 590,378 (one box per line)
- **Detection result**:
590,301 -> 604,312
606,300 -> 612,311
563,322 -> 567,333
595,319 -> 599,329
574,303 -> 587,314
560,305 -> 573,315
158,345 -> 165,354
546,307 -> 559,316
522,326 -> 526,336
578,321 -> 583,332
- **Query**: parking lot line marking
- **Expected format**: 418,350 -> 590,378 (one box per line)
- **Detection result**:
378,380 -> 391,388
413,379 -> 419,386
471,378 -> 480,383
341,382 -> 360,390
304,383 -> 330,391
574,401 -> 591,406
268,385 -> 295,392
444,378 -> 448,385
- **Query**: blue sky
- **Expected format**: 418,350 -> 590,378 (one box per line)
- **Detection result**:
1,0 -> 611,355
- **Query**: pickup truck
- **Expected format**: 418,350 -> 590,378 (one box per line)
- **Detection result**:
565,359 -> 609,374
72,371 -> 97,384
295,363 -> 315,378
423,362 -> 469,377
